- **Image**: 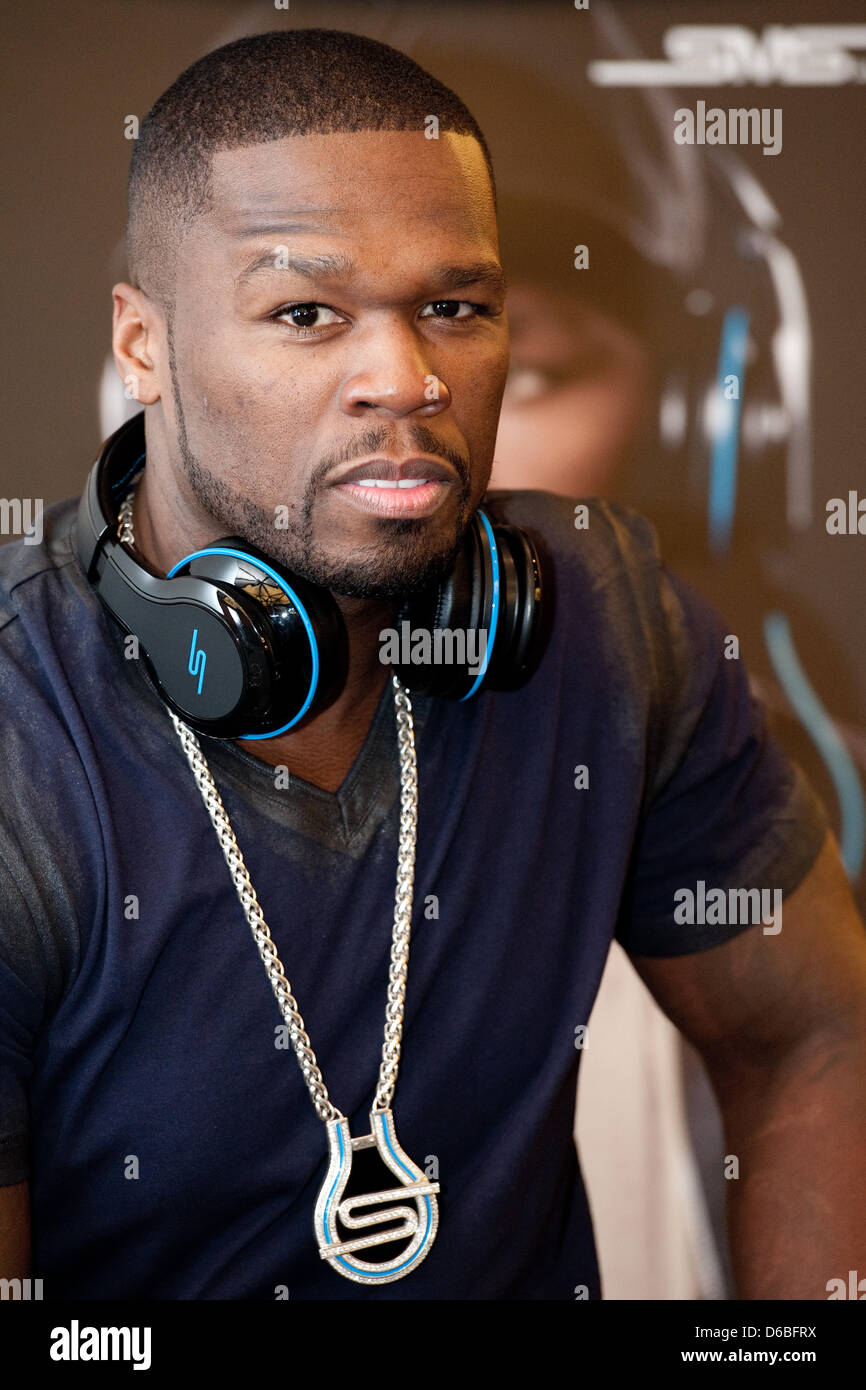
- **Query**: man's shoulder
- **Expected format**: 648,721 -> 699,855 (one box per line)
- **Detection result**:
483,489 -> 678,664
0,495 -> 104,752
0,497 -> 81,630
483,489 -> 663,591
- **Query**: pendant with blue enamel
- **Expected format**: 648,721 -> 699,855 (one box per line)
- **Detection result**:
315,1107 -> 440,1283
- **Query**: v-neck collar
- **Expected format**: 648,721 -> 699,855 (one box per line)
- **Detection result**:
198,675 -> 431,857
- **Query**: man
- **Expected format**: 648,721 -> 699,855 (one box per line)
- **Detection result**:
0,28 -> 864,1300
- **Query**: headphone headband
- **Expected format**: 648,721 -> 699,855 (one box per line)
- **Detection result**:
77,412 -> 147,581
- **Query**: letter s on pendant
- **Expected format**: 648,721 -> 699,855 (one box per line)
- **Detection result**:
314,1108 -> 440,1284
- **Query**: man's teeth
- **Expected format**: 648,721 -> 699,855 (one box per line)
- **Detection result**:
354,478 -> 431,489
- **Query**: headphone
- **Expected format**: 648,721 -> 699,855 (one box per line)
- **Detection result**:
76,412 -> 547,740
641,148 -> 813,558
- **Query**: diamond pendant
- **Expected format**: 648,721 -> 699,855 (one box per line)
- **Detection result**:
314,1107 -> 440,1284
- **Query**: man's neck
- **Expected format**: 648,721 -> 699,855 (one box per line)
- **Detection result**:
134,470 -> 397,794
249,594 -> 396,793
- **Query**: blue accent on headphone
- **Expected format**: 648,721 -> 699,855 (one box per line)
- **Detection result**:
459,508 -> 500,702
166,546 -> 320,738
708,306 -> 750,556
187,628 -> 207,695
110,451 -> 146,500
764,610 -> 865,882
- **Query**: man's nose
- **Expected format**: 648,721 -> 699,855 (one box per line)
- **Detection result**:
337,318 -> 451,418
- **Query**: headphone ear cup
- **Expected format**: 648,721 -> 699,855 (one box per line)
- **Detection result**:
394,510 -> 546,699
393,513 -> 486,699
481,522 -> 544,690
168,539 -> 347,737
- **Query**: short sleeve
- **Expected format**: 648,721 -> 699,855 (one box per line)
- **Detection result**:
615,563 -> 830,957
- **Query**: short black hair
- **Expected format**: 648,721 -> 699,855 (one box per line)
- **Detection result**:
127,27 -> 497,314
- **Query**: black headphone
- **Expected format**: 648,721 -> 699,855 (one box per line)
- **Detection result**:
76,412 -> 547,740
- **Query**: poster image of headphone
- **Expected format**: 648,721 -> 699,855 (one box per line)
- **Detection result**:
76,412 -> 549,739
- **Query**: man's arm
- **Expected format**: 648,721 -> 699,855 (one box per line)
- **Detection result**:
0,1182 -> 30,1279
631,829 -> 866,1300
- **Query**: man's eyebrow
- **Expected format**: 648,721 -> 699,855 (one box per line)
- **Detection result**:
236,247 -> 508,296
236,249 -> 355,282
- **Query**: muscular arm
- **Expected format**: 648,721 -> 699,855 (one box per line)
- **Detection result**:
0,1182 -> 30,1279
631,830 -> 866,1300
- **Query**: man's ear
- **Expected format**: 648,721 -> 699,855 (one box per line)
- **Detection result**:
111,283 -> 164,406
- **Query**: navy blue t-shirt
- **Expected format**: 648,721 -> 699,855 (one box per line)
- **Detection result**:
0,488 -> 827,1299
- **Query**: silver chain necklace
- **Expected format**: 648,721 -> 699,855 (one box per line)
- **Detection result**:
120,482 -> 440,1285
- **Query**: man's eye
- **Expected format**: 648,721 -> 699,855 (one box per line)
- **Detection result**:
271,299 -> 489,336
273,303 -> 343,334
420,300 -> 484,320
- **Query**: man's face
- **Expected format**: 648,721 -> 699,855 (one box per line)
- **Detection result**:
491,282 -> 649,497
160,129 -> 508,598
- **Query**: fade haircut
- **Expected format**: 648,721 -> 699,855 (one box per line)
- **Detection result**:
126,27 -> 497,317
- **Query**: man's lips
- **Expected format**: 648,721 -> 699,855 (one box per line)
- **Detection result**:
329,456 -> 457,519
330,456 -> 456,486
